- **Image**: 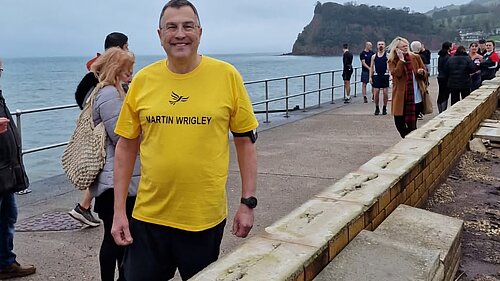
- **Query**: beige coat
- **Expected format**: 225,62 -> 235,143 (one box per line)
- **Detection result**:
388,53 -> 428,116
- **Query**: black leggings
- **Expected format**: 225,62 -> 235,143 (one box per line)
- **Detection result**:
437,77 -> 450,104
450,87 -> 471,106
95,189 -> 136,281
394,102 -> 422,138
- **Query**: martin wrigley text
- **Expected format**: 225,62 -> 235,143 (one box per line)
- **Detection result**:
145,115 -> 213,125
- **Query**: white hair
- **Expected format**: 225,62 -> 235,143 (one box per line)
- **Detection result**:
410,41 -> 422,53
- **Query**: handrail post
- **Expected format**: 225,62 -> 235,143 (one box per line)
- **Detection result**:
331,71 -> 335,104
15,110 -> 23,154
303,75 -> 307,112
285,77 -> 289,118
318,73 -> 321,108
264,81 -> 270,123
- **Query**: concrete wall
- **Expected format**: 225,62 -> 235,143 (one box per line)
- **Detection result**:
190,78 -> 500,281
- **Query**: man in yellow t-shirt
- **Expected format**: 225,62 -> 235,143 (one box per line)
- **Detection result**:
111,1 -> 258,280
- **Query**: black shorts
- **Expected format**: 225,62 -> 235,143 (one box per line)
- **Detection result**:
361,70 -> 370,83
123,218 -> 226,281
372,75 -> 390,89
342,67 -> 353,81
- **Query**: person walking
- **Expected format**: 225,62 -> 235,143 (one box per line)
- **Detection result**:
369,41 -> 389,115
69,32 -> 129,228
387,36 -> 428,138
111,1 -> 259,280
87,48 -> 139,281
0,58 -> 36,279
360,41 -> 374,103
443,45 -> 477,106
469,42 -> 483,92
342,43 -> 354,103
437,41 -> 452,113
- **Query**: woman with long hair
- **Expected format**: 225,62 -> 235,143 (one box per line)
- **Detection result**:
469,42 -> 483,92
387,36 -> 428,138
89,47 -> 139,281
437,41 -> 452,112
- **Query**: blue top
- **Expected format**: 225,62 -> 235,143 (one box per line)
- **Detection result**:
360,50 -> 374,71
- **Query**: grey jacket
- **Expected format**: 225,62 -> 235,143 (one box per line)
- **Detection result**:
90,85 -> 140,197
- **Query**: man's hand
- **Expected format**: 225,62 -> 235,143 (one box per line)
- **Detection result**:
231,204 -> 254,238
0,118 -> 9,134
111,211 -> 133,246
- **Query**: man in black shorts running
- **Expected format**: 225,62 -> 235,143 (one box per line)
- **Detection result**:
369,41 -> 389,115
342,43 -> 353,103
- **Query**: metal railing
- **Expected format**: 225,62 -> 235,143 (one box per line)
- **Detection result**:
13,55 -> 440,158
11,66 -> 364,157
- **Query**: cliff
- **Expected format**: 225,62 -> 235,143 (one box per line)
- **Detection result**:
292,2 -> 456,55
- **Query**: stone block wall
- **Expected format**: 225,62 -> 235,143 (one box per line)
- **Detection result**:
190,79 -> 500,281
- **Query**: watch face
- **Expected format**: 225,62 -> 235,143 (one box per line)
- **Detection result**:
242,196 -> 257,208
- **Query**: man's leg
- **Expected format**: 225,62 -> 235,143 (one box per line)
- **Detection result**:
123,219 -> 177,281
344,80 -> 351,103
382,87 -> 389,115
0,193 -> 34,279
175,220 -> 226,280
373,88 -> 380,115
0,194 -> 17,269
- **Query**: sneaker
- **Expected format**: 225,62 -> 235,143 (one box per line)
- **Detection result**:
418,113 -> 424,120
15,189 -> 32,195
0,262 -> 36,279
364,96 -> 368,103
382,106 -> 387,115
374,106 -> 380,115
344,97 -> 351,104
69,203 -> 100,227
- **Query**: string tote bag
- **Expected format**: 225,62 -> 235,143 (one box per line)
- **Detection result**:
61,85 -> 106,190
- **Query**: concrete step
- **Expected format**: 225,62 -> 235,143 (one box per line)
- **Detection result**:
374,204 -> 463,281
314,230 -> 443,281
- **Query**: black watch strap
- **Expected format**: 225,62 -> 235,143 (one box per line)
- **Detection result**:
240,196 -> 257,209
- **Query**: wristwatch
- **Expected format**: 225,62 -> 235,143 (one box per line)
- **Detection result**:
240,196 -> 257,209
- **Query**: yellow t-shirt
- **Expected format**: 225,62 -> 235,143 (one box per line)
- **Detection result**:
115,56 -> 258,231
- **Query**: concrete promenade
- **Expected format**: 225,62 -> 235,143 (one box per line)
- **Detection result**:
13,78 -> 439,280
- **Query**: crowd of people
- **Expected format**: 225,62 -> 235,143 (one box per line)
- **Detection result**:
343,37 -> 499,138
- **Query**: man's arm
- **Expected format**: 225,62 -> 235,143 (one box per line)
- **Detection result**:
369,54 -> 375,84
231,136 -> 257,238
111,136 -> 140,246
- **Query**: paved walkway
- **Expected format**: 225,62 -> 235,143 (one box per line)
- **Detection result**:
14,78 -> 439,280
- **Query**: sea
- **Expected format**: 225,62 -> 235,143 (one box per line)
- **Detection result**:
1,53 -> 353,182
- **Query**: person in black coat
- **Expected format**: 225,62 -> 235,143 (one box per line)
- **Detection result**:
437,41 -> 452,112
0,59 -> 36,279
443,45 -> 477,106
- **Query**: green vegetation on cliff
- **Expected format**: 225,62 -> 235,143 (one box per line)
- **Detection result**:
292,2 -> 456,55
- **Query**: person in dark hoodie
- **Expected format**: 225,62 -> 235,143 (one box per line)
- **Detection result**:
443,45 -> 477,106
437,41 -> 452,113
69,32 -> 129,228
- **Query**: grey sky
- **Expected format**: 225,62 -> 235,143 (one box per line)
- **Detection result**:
0,0 -> 472,58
